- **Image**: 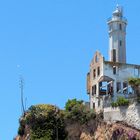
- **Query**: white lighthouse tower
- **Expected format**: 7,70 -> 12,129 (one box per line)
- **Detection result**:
107,5 -> 127,63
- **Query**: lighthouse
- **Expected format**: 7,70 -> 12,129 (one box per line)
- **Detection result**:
107,5 -> 127,63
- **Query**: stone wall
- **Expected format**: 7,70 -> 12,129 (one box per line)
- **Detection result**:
104,103 -> 140,130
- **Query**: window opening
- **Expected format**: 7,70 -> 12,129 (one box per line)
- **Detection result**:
97,67 -> 100,76
134,68 -> 139,77
120,40 -> 122,46
123,82 -> 128,94
113,66 -> 116,75
92,85 -> 96,95
117,82 -> 121,93
119,24 -> 122,30
112,49 -> 116,62
93,69 -> 96,79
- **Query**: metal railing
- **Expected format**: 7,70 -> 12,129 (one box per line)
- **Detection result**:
107,17 -> 127,22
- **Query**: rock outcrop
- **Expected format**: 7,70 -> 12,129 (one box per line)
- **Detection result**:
104,103 -> 140,130
15,117 -> 140,140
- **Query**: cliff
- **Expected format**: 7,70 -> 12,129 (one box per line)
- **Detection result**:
65,120 -> 140,140
14,101 -> 140,140
15,115 -> 140,140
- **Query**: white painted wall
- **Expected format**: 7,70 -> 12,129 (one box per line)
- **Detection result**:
104,103 -> 140,130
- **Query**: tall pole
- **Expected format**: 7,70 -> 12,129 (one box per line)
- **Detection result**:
19,76 -> 25,115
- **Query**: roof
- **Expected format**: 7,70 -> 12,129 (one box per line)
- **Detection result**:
104,61 -> 140,68
99,75 -> 114,82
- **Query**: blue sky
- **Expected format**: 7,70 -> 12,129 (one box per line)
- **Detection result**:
1,0 -> 140,139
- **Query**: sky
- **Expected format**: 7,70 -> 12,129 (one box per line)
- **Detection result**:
1,0 -> 140,139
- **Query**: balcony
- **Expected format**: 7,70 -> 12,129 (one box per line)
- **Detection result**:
107,17 -> 127,23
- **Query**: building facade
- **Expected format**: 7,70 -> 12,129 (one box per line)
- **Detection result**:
87,5 -> 140,111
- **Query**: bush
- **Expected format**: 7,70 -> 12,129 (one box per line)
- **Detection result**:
117,96 -> 129,106
18,117 -> 26,136
18,125 -> 25,136
65,99 -> 83,111
128,77 -> 140,97
20,104 -> 67,140
111,102 -> 118,107
111,97 -> 129,107
17,99 -> 96,139
64,99 -> 96,124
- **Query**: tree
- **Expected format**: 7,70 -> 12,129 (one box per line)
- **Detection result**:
65,99 -> 83,111
128,77 -> 140,97
21,104 -> 67,140
65,99 -> 95,124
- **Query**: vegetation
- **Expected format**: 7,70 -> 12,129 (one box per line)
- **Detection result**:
17,98 -> 140,140
18,99 -> 96,140
18,117 -> 26,136
111,96 -> 129,107
64,99 -> 96,124
18,104 -> 67,140
128,77 -> 140,97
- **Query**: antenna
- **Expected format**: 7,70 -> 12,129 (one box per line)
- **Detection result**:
19,76 -> 25,115
116,0 -> 119,5
25,97 -> 27,111
17,65 -> 27,115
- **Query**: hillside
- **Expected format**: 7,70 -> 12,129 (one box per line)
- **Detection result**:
14,99 -> 140,140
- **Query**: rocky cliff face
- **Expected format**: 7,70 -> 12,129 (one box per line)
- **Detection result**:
15,119 -> 140,140
104,103 -> 140,130
66,121 -> 140,140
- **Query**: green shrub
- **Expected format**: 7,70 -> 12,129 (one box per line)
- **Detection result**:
17,99 -> 96,139
18,117 -> 26,136
64,99 -> 96,124
65,99 -> 83,111
18,125 -> 25,136
111,102 -> 118,107
111,97 -> 129,107
21,104 -> 67,140
117,96 -> 129,106
128,77 -> 140,97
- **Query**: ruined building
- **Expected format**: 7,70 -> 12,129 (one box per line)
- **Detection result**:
87,5 -> 140,111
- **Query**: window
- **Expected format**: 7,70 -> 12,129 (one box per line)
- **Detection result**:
100,82 -> 107,95
134,68 -> 139,77
120,40 -> 122,46
113,66 -> 116,75
107,84 -> 113,95
112,49 -> 116,62
92,85 -> 96,95
117,82 -> 121,93
97,67 -> 100,76
123,82 -> 128,94
87,73 -> 90,94
93,69 -> 96,78
119,24 -> 122,30
93,103 -> 95,109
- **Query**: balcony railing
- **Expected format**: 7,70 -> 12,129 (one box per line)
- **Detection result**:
107,17 -> 127,22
